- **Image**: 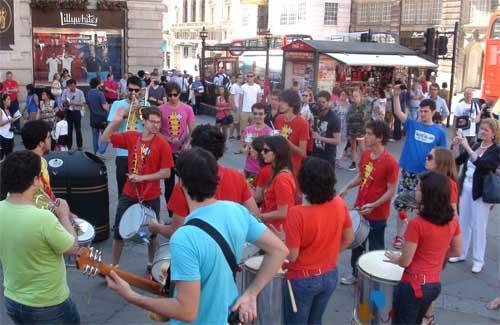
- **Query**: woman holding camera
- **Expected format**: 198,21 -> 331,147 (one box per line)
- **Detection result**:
450,118 -> 500,273
0,94 -> 15,160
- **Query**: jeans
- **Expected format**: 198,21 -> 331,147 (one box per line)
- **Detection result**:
409,107 -> 419,120
0,135 -> 14,159
393,282 -> 441,324
115,156 -> 128,196
351,220 -> 387,277
283,268 -> 338,325
91,128 -> 108,155
4,296 -> 80,325
66,110 -> 82,150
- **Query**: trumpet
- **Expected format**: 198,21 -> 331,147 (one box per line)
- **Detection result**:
125,92 -> 146,131
34,191 -> 58,212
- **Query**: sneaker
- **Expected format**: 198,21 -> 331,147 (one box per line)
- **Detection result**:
340,275 -> 357,285
472,264 -> 483,273
393,236 -> 404,249
348,162 -> 356,171
448,257 -> 465,263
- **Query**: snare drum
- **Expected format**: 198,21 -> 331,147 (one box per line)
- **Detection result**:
236,243 -> 260,294
74,216 -> 95,247
119,203 -> 157,244
353,250 -> 404,325
151,242 -> 171,283
349,210 -> 370,249
242,256 -> 284,325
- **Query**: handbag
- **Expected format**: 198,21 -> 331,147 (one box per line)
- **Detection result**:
482,171 -> 500,204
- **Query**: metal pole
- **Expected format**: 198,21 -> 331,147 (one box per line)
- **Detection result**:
446,22 -> 458,128
201,39 -> 206,79
265,39 -> 270,79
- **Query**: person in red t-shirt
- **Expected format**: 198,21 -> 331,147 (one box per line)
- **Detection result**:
274,88 -> 309,175
1,71 -> 20,131
259,135 -> 297,228
281,157 -> 354,324
103,73 -> 119,104
385,171 -> 462,325
338,121 -> 399,285
148,124 -> 258,239
101,106 -> 174,268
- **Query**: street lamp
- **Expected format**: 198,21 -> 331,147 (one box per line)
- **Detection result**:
199,26 -> 208,79
264,30 -> 273,80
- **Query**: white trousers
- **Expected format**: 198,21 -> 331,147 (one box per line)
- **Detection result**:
459,185 -> 491,267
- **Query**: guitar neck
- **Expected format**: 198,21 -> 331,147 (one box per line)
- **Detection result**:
100,264 -> 162,295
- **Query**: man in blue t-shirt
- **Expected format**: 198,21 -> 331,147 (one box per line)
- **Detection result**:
87,77 -> 110,156
105,148 -> 288,324
392,86 -> 447,249
105,75 -> 144,195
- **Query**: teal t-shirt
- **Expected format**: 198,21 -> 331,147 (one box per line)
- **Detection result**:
107,99 -> 144,157
169,200 -> 266,325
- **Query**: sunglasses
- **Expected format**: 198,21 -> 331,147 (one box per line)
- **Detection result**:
261,148 -> 272,154
167,93 -> 179,97
426,154 -> 433,161
128,88 -> 141,93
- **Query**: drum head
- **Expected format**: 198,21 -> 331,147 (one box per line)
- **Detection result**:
119,204 -> 146,239
74,217 -> 95,242
350,210 -> 361,231
357,250 -> 404,282
244,256 -> 284,275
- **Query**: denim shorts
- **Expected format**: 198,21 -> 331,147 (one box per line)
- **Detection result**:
4,296 -> 80,324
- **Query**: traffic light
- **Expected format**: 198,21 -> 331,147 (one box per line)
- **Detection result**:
436,35 -> 448,56
361,29 -> 372,42
423,28 -> 436,57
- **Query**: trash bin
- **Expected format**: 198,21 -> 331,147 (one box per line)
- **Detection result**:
44,151 -> 109,242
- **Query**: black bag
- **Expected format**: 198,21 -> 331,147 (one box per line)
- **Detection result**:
482,171 -> 500,204
90,114 -> 108,130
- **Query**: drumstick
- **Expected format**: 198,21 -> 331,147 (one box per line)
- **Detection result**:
287,279 -> 298,313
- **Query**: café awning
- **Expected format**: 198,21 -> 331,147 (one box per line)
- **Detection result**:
327,53 -> 437,68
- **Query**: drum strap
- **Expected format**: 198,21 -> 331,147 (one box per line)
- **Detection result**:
184,218 -> 238,281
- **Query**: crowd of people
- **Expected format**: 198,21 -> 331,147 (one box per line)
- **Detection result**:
0,65 -> 499,325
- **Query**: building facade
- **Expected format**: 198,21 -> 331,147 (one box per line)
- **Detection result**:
0,0 -> 164,102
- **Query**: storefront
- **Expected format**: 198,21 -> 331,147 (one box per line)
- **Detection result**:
281,40 -> 437,93
31,9 -> 126,86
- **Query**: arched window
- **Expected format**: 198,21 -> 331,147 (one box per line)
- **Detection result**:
200,0 -> 206,22
191,0 -> 196,22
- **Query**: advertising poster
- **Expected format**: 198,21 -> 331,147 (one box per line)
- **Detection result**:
0,0 -> 14,50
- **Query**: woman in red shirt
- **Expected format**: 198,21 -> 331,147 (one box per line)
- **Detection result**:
385,171 -> 462,325
283,157 -> 354,324
259,135 -> 296,227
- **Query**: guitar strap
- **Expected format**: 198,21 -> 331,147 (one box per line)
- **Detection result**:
184,218 -> 238,282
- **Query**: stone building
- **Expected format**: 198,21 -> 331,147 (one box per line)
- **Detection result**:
0,0 -> 165,102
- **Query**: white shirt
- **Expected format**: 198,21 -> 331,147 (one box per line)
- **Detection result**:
241,83 -> 261,113
454,100 -> 480,137
300,104 -> 313,122
425,95 -> 450,117
52,120 -> 68,140
0,108 -> 14,139
46,57 -> 60,80
61,57 -> 74,74
230,83 -> 243,109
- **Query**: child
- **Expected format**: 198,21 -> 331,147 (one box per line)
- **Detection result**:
52,110 -> 68,151
215,85 -> 233,139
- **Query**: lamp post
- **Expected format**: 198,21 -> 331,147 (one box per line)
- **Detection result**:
199,26 -> 208,79
264,30 -> 273,80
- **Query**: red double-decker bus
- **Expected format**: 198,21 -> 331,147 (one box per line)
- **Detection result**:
482,12 -> 500,103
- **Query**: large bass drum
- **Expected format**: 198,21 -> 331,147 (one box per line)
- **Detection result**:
242,256 -> 284,325
353,250 -> 404,325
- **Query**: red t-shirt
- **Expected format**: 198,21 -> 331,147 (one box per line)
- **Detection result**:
261,171 -> 296,228
275,114 -> 310,174
2,80 -> 19,101
449,177 -> 458,205
103,80 -> 119,100
354,149 -> 399,221
255,164 -> 273,188
285,197 -> 352,279
111,132 -> 174,201
168,165 -> 253,217
404,215 -> 461,280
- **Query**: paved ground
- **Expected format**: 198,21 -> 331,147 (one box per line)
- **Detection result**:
1,113 -> 499,325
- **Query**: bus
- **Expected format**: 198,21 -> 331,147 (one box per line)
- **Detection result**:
235,34 -> 312,83
482,12 -> 500,103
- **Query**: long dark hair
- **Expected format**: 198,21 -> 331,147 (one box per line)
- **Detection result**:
263,136 -> 292,178
1,94 -> 10,110
418,171 -> 455,225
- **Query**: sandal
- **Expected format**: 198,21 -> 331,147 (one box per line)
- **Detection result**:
422,314 -> 435,325
486,296 -> 500,310
393,236 -> 404,249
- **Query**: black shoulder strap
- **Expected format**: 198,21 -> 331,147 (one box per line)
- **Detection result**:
184,218 -> 238,281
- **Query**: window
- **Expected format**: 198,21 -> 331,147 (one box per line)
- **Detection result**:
183,46 -> 189,58
192,47 -> 197,58
324,2 -> 338,25
183,0 -> 188,23
200,0 -> 205,22
280,0 -> 307,25
469,0 -> 491,25
191,0 -> 196,22
357,1 -> 391,25
402,0 -> 442,25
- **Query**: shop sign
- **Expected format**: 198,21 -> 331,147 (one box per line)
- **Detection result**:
285,51 -> 314,61
32,9 -> 125,29
0,0 -> 14,50
282,40 -> 315,52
